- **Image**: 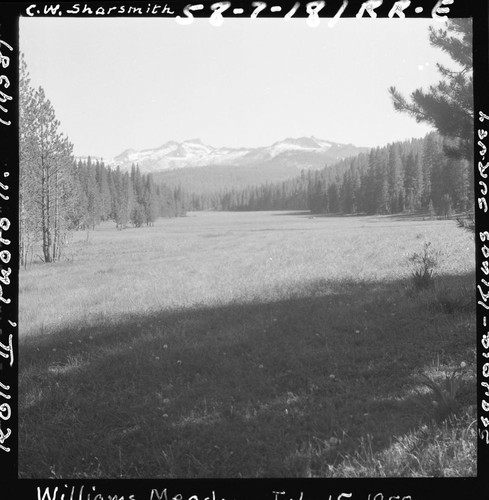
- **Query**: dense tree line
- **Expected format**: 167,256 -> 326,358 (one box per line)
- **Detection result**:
189,132 -> 472,217
73,159 -> 186,232
20,56 -> 186,266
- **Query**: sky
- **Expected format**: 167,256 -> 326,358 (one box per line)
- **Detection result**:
19,17 -> 454,159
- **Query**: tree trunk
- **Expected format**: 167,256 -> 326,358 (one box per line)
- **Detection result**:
53,170 -> 61,262
41,162 -> 52,263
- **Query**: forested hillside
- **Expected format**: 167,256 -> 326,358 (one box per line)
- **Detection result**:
189,133 -> 472,217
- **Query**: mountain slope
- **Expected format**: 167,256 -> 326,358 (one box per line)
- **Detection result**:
103,137 -> 368,193
113,137 -> 367,172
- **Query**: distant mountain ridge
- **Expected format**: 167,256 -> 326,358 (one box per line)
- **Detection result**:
110,137 -> 368,175
76,137 -> 369,194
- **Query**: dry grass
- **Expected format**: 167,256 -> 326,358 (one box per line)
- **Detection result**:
19,211 -> 476,478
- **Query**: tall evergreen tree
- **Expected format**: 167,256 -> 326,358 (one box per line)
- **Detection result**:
445,157 -> 470,212
389,19 -> 473,161
83,157 -> 102,230
404,152 -> 423,211
387,143 -> 405,213
374,147 -> 389,213
96,160 -> 112,221
143,175 -> 159,226
20,70 -> 75,263
363,149 -> 380,214
19,55 -> 40,267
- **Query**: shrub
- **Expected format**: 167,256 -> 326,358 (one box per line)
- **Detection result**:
456,213 -> 475,234
413,362 -> 469,422
409,242 -> 440,291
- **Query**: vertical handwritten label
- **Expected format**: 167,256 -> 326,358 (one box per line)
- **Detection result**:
0,26 -> 15,470
0,204 -> 13,454
479,110 -> 489,445
0,40 -> 13,126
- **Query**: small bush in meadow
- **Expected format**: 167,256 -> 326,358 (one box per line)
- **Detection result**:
409,242 -> 440,291
413,362 -> 469,422
456,213 -> 475,234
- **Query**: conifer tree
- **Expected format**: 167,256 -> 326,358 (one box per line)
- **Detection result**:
389,19 -> 473,161
19,55 -> 39,267
96,160 -> 112,221
374,148 -> 389,213
404,152 -> 423,210
20,61 -> 75,263
387,143 -> 405,213
363,149 -> 380,214
83,157 -> 102,230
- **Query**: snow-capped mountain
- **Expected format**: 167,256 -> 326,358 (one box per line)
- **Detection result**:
112,137 -> 367,174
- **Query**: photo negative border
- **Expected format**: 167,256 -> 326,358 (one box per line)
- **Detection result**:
1,0 -> 488,498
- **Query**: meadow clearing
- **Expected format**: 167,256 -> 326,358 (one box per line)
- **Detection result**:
19,211 -> 476,478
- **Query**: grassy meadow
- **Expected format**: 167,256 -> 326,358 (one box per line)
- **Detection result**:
19,211 -> 477,478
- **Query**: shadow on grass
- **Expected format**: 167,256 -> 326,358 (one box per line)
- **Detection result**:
19,273 -> 476,478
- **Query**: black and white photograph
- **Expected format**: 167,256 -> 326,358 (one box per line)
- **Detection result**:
14,3 -> 478,482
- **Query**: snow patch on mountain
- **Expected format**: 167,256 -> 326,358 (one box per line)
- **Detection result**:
109,137 -> 366,174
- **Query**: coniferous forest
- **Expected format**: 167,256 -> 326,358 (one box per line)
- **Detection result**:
189,132 -> 472,216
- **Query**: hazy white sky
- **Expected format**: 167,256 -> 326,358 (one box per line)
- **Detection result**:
20,17 -> 453,159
